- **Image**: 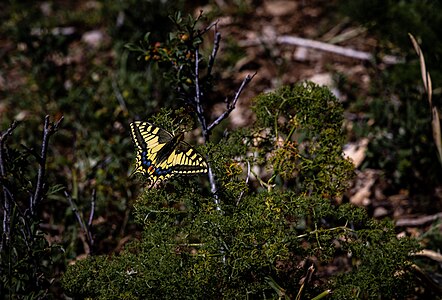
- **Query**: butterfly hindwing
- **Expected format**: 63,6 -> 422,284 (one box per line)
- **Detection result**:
171,141 -> 208,174
130,121 -> 208,186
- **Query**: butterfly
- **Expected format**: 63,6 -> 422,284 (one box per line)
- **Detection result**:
129,121 -> 208,186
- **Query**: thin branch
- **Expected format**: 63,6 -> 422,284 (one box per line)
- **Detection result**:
236,161 -> 250,206
0,121 -> 18,251
6,188 -> 33,243
66,191 -> 86,232
207,164 -> 220,210
192,27 -> 255,212
396,212 -> 442,227
87,189 -> 96,228
207,31 -> 221,77
193,10 -> 204,30
65,190 -> 95,254
412,249 -> 442,263
30,116 -> 63,216
192,47 -> 221,211
198,19 -> 219,37
0,121 -> 18,147
239,35 -> 403,65
207,72 -> 256,132
194,48 -> 207,134
295,225 -> 355,239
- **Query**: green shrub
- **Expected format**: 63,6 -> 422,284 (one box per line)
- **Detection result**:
62,80 -> 420,297
61,15 -> 421,295
0,118 -> 65,298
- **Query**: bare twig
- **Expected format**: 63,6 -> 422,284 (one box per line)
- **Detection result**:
194,48 -> 208,136
190,25 -> 255,212
412,249 -> 442,263
192,10 -> 204,30
66,192 -> 85,230
87,189 -> 96,229
0,121 -> 19,251
207,72 -> 256,133
395,212 -> 442,227
4,187 -> 34,247
239,35 -> 403,65
207,31 -> 221,77
65,190 -> 95,254
0,116 -> 64,291
193,47 -> 220,210
198,19 -> 219,37
410,263 -> 442,295
207,166 -> 220,210
30,116 -> 63,216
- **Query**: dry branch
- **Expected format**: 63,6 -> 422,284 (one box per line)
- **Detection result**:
239,35 -> 403,64
395,212 -> 442,227
412,249 -> 442,263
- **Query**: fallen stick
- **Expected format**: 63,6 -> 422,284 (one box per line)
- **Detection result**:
412,249 -> 442,262
395,212 -> 442,227
239,35 -> 403,65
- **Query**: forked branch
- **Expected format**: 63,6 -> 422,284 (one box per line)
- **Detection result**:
190,27 -> 255,211
0,121 -> 19,251
30,115 -> 63,216
65,189 -> 96,254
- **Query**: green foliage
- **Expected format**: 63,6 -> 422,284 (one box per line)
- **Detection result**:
332,226 -> 418,299
63,82 -> 420,298
252,83 -> 354,197
64,185 -> 420,298
126,11 -> 216,108
0,120 -> 65,298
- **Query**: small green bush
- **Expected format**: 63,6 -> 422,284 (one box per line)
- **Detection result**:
63,77 -> 420,298
0,118 -> 65,298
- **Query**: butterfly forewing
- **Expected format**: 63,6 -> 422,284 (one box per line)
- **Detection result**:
130,121 -> 208,185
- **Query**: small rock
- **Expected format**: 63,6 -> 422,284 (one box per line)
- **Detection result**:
373,207 -> 389,218
264,1 -> 297,17
82,30 -> 104,48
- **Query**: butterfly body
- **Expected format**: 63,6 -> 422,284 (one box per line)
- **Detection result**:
130,121 -> 208,185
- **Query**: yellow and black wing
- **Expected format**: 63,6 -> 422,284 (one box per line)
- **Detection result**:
129,121 -> 208,184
